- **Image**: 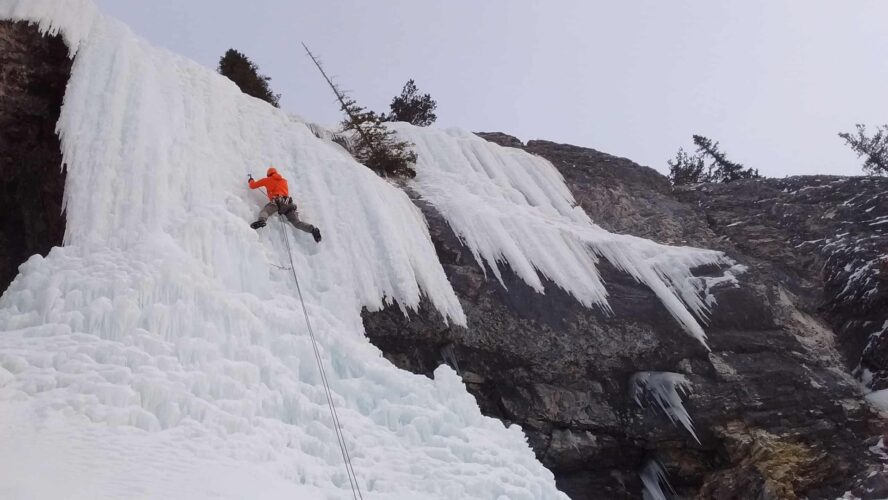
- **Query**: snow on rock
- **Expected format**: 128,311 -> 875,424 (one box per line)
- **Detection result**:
0,0 -> 99,55
0,2 -> 569,499
865,387 -> 888,413
394,124 -> 733,346
694,262 -> 748,308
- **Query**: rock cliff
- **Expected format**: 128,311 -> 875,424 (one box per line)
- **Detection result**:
0,21 -> 68,294
364,134 -> 888,499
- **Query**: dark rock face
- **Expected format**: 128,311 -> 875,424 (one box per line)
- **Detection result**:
675,177 -> 888,389
0,21 -> 69,294
365,134 -> 887,499
474,131 -> 525,149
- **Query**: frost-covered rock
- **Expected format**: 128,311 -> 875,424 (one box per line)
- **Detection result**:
675,175 -> 888,387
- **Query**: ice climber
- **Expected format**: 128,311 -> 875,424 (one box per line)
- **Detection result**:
248,167 -> 322,242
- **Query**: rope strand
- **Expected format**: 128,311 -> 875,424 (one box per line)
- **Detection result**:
278,216 -> 364,500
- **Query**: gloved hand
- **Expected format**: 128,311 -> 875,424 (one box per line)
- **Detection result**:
248,174 -> 254,182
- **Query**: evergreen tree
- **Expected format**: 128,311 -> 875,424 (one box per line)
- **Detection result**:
838,124 -> 888,175
339,97 -> 417,177
302,44 -> 417,178
384,79 -> 437,127
218,49 -> 280,108
667,147 -> 706,185
692,135 -> 759,183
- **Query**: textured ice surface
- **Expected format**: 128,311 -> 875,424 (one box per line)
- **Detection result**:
0,2 -> 570,498
395,124 -> 732,345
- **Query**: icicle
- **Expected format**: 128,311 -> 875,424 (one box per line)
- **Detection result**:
394,122 -> 736,346
631,371 -> 700,443
640,459 -> 673,500
440,343 -> 461,374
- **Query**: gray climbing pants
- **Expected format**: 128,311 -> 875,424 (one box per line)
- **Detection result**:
259,197 -> 316,234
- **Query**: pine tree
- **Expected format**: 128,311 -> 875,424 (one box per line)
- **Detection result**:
667,147 -> 706,185
218,49 -> 280,108
384,79 -> 437,126
692,135 -> 759,183
838,124 -> 888,175
302,44 -> 417,178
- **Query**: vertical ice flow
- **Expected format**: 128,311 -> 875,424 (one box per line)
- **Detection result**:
0,1 -> 570,499
0,0 -> 739,497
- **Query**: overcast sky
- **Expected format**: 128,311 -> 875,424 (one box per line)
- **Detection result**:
94,0 -> 888,177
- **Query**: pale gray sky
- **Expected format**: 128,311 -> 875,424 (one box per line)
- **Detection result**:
95,0 -> 888,177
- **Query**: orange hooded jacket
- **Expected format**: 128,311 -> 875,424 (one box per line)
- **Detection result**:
249,167 -> 289,200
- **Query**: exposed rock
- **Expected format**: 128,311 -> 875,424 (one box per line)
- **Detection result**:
525,140 -> 715,247
365,140 -> 888,499
475,131 -> 524,148
0,21 -> 69,294
675,176 -> 888,389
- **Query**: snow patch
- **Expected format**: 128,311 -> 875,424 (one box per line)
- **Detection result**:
865,389 -> 888,412
696,263 -> 747,307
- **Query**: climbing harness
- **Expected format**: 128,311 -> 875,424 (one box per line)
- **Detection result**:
278,216 -> 364,500
272,195 -> 296,215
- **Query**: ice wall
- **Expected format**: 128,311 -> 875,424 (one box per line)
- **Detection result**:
0,2 -> 568,499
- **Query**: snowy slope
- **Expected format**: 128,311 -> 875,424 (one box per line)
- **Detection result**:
0,2 -> 566,499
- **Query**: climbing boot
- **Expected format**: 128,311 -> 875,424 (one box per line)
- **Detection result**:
312,227 -> 322,243
250,219 -> 266,230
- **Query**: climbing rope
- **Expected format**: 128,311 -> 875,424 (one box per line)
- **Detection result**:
277,216 -> 364,500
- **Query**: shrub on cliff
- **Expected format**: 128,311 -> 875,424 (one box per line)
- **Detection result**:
839,124 -> 888,175
303,44 -> 417,178
218,49 -> 280,108
667,147 -> 706,185
669,135 -> 760,185
383,79 -> 437,127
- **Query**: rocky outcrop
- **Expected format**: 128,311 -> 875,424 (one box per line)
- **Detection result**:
0,21 -> 69,294
674,176 -> 888,389
365,134 -> 888,499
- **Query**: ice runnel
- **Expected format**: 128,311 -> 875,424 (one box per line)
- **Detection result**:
0,2 -> 568,498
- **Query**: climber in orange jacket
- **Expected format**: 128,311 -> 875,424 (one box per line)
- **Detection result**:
249,167 -> 322,242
